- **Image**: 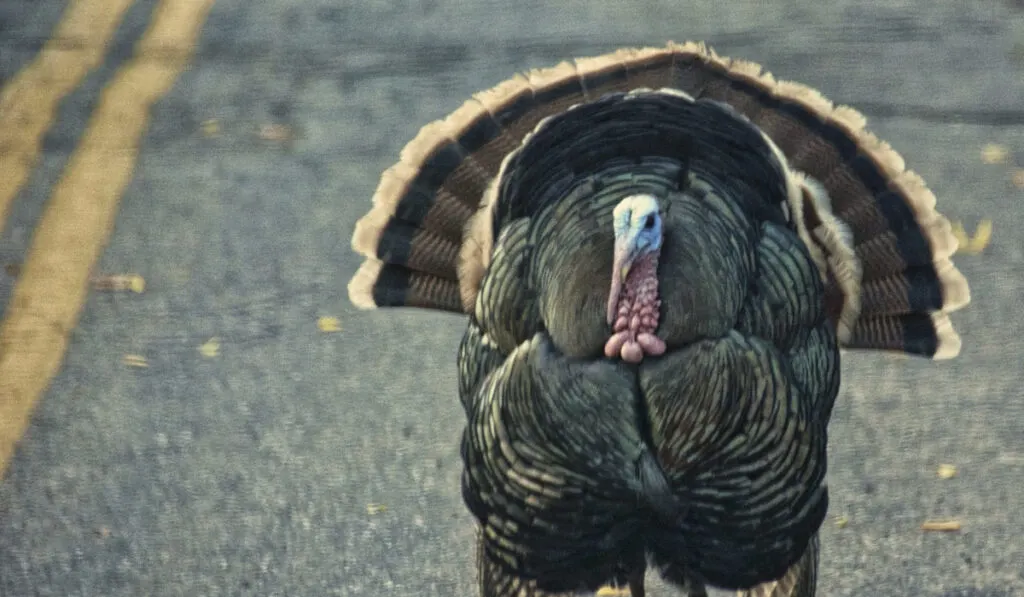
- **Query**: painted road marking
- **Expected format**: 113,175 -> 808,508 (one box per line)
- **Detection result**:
0,0 -> 217,475
0,0 -> 137,227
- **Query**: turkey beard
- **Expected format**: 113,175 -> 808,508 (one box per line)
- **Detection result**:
604,251 -> 667,363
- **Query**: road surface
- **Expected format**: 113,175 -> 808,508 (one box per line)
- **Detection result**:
0,0 -> 1021,595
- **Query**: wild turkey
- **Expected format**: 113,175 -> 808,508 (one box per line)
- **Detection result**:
347,42 -> 971,597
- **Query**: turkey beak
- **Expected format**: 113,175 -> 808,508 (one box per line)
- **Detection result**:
607,240 -> 634,326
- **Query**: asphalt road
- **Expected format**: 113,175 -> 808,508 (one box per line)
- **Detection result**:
0,1 -> 1022,596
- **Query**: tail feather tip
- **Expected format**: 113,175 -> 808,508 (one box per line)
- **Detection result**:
352,214 -> 386,258
931,313 -> 963,360
937,260 -> 971,314
348,259 -> 383,310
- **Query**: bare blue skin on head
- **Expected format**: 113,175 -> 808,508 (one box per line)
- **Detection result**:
606,195 -> 667,363
607,195 -> 663,325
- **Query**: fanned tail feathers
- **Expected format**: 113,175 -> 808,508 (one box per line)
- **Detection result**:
347,41 -> 969,358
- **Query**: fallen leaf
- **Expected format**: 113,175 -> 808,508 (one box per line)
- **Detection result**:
981,143 -> 1009,164
201,118 -> 220,137
596,587 -> 631,596
1012,169 -> 1024,189
199,337 -> 220,358
952,220 -> 992,255
317,316 -> 342,333
997,452 -> 1024,465
921,520 -> 961,532
937,463 -> 957,479
96,527 -> 111,538
835,516 -> 849,529
123,354 -> 149,368
967,219 -> 993,254
4,263 -> 19,277
951,221 -> 969,250
93,274 -> 146,293
259,123 -> 292,143
366,503 -> 388,515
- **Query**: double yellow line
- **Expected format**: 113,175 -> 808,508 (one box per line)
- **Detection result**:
0,0 -> 216,475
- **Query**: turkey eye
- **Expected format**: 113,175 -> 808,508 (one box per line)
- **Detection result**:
643,215 -> 655,230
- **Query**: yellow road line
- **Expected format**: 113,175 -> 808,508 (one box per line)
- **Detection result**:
0,0 -> 137,227
0,0 -> 217,475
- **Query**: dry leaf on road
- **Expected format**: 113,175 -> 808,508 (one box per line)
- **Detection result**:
921,520 -> 962,532
317,316 -> 342,332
